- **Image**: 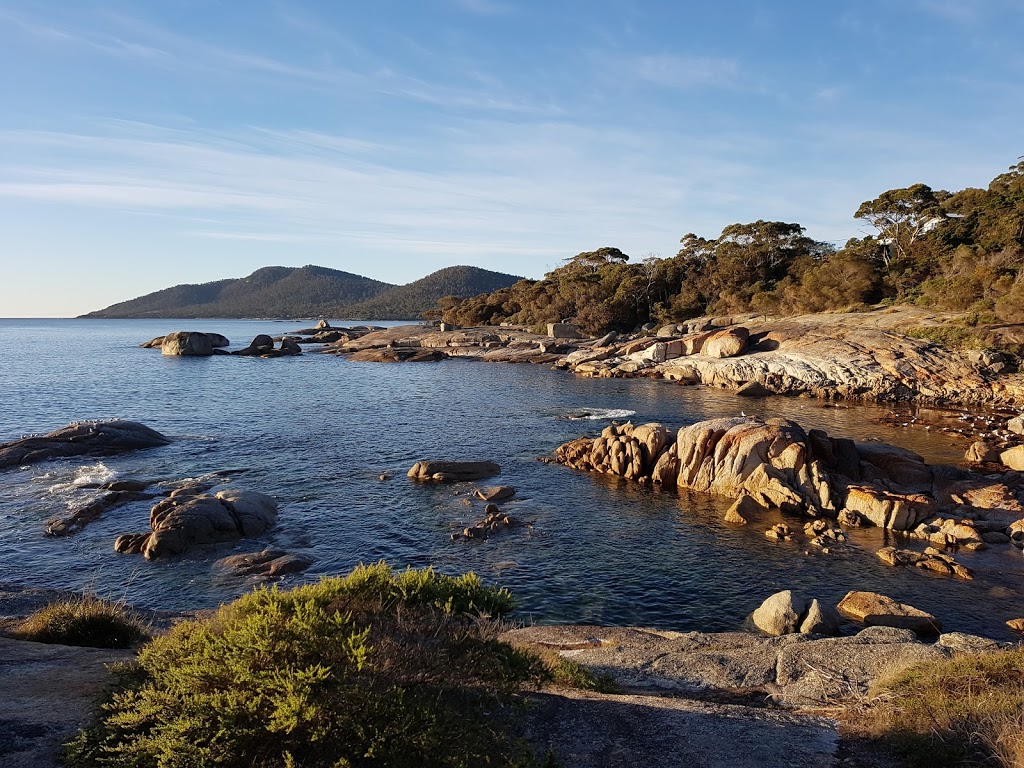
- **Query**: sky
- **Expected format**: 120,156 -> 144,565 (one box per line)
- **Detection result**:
1,1 -> 1023,317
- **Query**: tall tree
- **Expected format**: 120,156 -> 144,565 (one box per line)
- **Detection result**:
855,183 -> 940,265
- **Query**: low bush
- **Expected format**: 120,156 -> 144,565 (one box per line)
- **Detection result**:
66,563 -> 553,768
14,594 -> 150,649
848,647 -> 1024,767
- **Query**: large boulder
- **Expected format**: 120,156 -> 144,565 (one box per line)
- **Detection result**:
0,420 -> 170,469
751,591 -> 806,636
214,548 -> 313,580
701,327 -> 749,358
837,591 -> 941,636
407,460 -> 501,482
160,331 -> 214,356
114,489 -> 277,559
840,485 -> 934,531
674,418 -> 834,512
1001,445 -> 1024,471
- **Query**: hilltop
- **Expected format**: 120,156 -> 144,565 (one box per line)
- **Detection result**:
80,264 -> 522,320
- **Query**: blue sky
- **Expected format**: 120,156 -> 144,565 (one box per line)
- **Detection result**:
1,1 -> 1022,316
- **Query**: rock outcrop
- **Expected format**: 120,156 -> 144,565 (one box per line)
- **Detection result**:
160,331 -> 215,356
0,421 -> 171,470
553,416 -> 945,531
114,488 -> 277,559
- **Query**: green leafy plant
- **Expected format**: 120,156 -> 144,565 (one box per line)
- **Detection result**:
66,563 -> 550,768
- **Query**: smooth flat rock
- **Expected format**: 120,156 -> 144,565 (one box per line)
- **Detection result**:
0,421 -> 171,469
0,637 -> 131,768
522,689 -> 837,768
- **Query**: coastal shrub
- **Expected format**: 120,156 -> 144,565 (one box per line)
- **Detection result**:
902,324 -> 983,350
14,594 -> 150,649
851,648 -> 1024,767
65,563 -> 551,768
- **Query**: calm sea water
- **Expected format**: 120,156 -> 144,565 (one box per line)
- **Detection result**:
1,318 -> 1021,639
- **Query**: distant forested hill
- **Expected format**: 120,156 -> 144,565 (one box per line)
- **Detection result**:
81,264 -> 522,320
341,266 -> 524,319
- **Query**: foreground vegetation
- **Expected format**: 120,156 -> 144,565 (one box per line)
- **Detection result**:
846,648 -> 1024,768
14,593 -> 150,649
440,158 -> 1024,335
66,564 -> 558,768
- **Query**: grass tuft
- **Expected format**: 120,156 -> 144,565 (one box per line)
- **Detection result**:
846,647 -> 1024,768
13,594 -> 150,649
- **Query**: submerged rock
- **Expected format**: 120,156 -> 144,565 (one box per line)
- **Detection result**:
407,460 -> 500,482
214,548 -> 313,580
0,421 -> 171,469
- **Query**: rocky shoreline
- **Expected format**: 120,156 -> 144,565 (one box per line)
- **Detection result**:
313,305 -> 1024,412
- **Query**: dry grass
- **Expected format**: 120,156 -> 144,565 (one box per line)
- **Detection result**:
14,593 -> 151,649
846,647 -> 1024,767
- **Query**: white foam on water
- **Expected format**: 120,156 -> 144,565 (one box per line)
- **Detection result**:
46,462 -> 118,496
563,408 -> 637,421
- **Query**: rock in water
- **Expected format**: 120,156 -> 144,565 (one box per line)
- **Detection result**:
407,460 -> 500,482
214,548 -> 313,580
474,485 -> 516,502
752,590 -> 807,636
799,599 -> 840,636
0,421 -> 171,469
160,331 -> 214,356
115,489 -> 277,559
724,495 -> 765,525
965,440 -> 1001,463
837,591 -> 942,636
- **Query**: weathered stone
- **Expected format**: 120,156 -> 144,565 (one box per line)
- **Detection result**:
116,489 -> 277,560
0,420 -> 171,469
736,381 -> 771,397
724,495 -> 766,525
548,323 -> 581,339
702,328 -> 749,359
408,460 -> 501,482
214,548 -> 313,579
837,591 -> 942,636
160,331 -> 214,356
965,440 -> 1002,463
1007,618 -> 1024,633
841,485 -> 933,531
798,599 -> 840,636
474,485 -> 516,502
1001,445 -> 1024,471
1008,414 -> 1024,435
751,590 -> 806,636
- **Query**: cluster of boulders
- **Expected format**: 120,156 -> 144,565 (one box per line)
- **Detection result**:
0,421 -> 170,470
114,488 -> 277,559
552,416 -> 1024,571
751,589 -> 943,638
457,502 -> 526,540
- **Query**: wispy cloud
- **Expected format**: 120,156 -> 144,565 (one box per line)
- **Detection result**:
626,54 -> 739,89
451,0 -> 515,15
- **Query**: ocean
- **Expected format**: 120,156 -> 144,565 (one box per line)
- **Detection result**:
1,317 -> 1021,639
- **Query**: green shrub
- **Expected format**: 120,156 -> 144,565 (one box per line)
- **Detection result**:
66,563 -> 549,768
14,594 -> 150,649
849,648 -> 1024,767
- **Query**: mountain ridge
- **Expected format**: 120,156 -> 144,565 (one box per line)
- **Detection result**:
80,264 -> 524,320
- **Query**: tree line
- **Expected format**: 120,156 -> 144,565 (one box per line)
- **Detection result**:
438,158 -> 1024,335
